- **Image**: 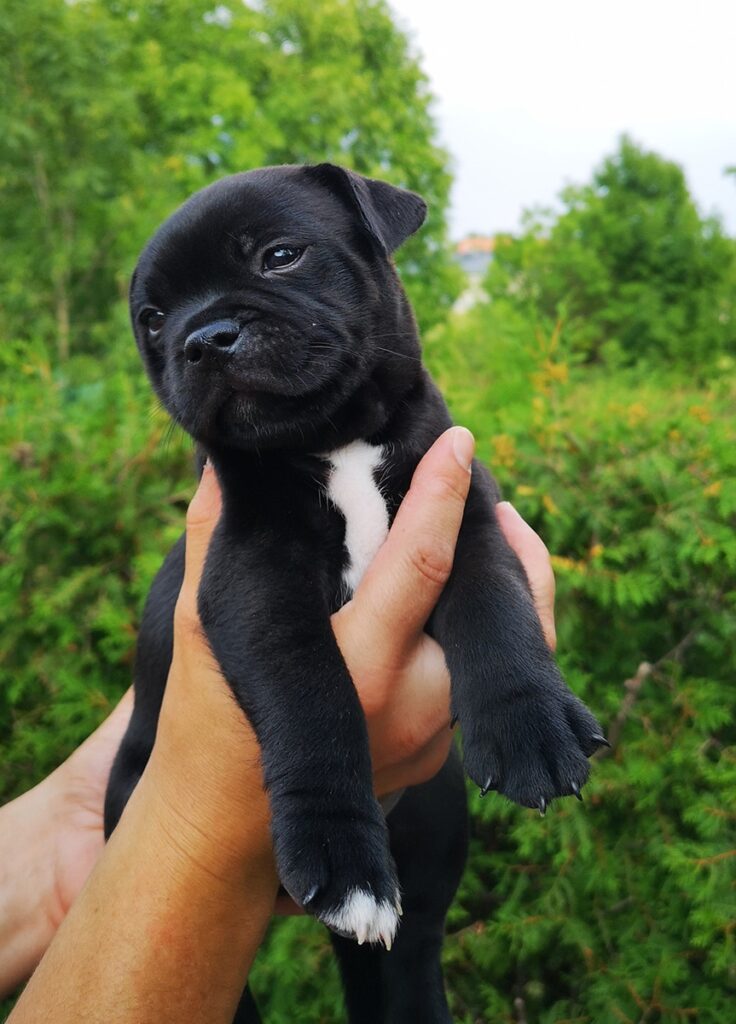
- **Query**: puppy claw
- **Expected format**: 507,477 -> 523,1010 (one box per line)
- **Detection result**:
479,776 -> 495,797
538,797 -> 547,817
592,733 -> 611,749
571,782 -> 583,802
302,884 -> 320,907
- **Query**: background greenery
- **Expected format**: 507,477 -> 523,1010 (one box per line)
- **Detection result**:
1,1 -> 734,1021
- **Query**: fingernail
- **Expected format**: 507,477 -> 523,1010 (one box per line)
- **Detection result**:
497,500 -> 522,520
452,427 -> 475,472
196,458 -> 217,497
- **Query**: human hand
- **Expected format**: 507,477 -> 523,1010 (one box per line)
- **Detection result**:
46,430 -> 558,925
335,453 -> 558,798
41,690 -> 134,933
140,429 -> 479,866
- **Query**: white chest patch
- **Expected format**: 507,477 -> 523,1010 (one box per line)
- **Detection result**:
324,441 -> 389,595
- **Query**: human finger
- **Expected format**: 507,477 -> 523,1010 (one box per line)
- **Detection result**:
496,501 -> 556,650
346,427 -> 474,666
176,462 -> 222,623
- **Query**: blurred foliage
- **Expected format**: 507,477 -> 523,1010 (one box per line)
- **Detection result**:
485,137 -> 736,368
1,5 -> 735,1021
0,0 -> 461,358
0,335 -> 193,792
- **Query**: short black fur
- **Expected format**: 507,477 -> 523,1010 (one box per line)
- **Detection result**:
105,163 -> 603,1022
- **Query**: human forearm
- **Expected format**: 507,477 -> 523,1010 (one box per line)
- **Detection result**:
9,759 -> 278,1024
0,773 -> 61,996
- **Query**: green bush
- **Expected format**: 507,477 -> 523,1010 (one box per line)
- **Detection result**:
0,335 -> 193,798
435,304 -> 736,1022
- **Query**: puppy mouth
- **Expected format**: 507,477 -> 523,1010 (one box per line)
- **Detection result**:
204,387 -> 317,449
219,380 -> 314,417
223,385 -> 275,408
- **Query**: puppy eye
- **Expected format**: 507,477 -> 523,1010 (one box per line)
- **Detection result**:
263,246 -> 304,272
141,310 -> 166,336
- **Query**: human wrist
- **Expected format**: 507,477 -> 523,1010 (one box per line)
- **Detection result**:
139,747 -> 277,897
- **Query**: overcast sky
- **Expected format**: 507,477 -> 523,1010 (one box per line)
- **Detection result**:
388,0 -> 736,239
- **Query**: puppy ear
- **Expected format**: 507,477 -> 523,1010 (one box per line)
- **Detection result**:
306,163 -> 427,253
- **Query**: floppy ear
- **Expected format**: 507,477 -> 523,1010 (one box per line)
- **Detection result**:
305,163 -> 427,253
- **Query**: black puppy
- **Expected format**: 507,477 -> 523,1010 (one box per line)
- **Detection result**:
105,164 -> 604,1023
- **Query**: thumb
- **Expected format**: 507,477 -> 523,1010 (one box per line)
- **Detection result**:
179,462 -> 222,615
348,427 -> 474,663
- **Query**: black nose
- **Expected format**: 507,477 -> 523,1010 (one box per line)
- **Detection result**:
184,320 -> 241,364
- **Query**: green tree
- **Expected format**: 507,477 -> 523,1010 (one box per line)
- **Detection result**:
486,137 -> 736,367
0,0 -> 459,361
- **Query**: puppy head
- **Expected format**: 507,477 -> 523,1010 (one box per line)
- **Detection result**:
130,164 -> 426,452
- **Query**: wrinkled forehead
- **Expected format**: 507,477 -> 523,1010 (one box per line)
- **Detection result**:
137,168 -> 350,284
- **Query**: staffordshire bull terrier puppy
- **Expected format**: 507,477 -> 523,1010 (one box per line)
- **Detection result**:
104,164 -> 604,1023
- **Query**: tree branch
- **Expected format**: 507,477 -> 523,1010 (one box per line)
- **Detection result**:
599,629 -> 697,756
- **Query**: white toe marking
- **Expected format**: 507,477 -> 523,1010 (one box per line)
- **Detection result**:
322,887 -> 401,948
324,441 -> 389,595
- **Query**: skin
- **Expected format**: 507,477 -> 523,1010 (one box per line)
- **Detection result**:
1,426 -> 557,1020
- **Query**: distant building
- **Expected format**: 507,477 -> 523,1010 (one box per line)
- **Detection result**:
453,234 -> 495,277
452,235 -> 494,312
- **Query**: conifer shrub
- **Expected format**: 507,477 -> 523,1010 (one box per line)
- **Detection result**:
0,333 -> 192,797
434,305 -> 736,1023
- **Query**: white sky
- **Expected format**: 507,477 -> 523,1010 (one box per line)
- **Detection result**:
388,0 -> 736,239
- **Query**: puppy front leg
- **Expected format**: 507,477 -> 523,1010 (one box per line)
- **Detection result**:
431,465 -> 605,812
198,525 -> 401,948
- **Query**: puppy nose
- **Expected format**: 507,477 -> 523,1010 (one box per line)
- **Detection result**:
184,320 -> 241,364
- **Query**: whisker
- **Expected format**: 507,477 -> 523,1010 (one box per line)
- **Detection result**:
372,345 -> 422,363
160,418 -> 180,452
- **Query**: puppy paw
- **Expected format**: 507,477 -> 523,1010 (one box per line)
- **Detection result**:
272,797 -> 401,948
458,661 -> 605,813
319,888 -> 402,947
